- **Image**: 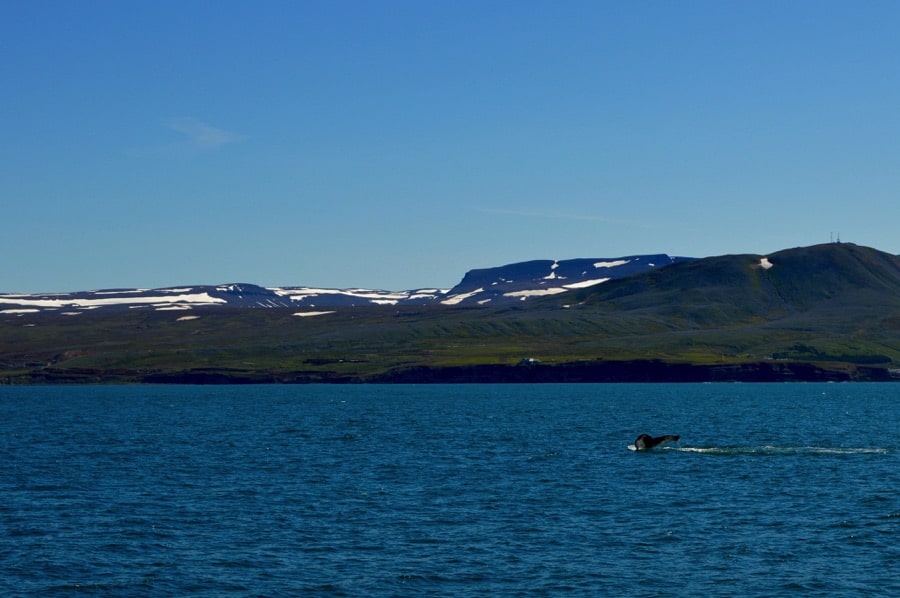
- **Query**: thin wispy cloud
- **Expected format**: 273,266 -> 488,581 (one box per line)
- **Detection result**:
165,117 -> 244,149
127,118 -> 244,158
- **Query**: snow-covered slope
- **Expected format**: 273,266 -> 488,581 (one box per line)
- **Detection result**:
0,254 -> 690,314
439,255 -> 690,305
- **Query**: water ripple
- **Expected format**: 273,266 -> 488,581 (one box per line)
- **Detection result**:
2,383 -> 899,595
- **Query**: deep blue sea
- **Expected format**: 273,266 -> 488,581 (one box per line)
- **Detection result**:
1,383 -> 898,596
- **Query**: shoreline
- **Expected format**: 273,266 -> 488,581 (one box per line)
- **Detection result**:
5,359 -> 896,385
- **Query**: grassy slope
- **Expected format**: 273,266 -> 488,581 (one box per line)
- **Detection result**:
557,243 -> 900,362
2,243 -> 899,382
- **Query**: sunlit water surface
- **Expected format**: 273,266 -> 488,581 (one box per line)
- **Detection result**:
2,383 -> 898,596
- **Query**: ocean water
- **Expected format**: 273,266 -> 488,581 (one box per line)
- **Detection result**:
1,383 -> 898,596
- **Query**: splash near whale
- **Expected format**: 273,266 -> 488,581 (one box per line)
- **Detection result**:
633,434 -> 680,451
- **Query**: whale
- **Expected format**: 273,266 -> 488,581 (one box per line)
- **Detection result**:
634,434 -> 680,450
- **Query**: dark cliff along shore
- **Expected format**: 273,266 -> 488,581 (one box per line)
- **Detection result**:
6,360 -> 895,385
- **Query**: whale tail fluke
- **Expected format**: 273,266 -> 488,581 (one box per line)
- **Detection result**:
634,434 -> 681,450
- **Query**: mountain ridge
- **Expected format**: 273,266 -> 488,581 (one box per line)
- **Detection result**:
0,253 -> 691,314
564,242 -> 900,320
3,242 -> 900,384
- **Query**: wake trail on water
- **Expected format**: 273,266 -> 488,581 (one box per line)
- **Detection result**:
654,446 -> 888,456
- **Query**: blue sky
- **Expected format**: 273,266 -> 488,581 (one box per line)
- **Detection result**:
3,1 -> 899,292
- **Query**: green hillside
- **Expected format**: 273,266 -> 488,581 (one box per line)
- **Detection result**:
554,242 -> 900,365
2,243 -> 899,383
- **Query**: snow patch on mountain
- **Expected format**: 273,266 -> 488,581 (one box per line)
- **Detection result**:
594,259 -> 630,268
441,288 -> 484,306
0,253 -> 692,313
504,288 -> 569,298
563,278 -> 611,289
0,291 -> 226,310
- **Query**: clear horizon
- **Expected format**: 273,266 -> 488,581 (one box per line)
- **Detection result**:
4,2 -> 900,293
